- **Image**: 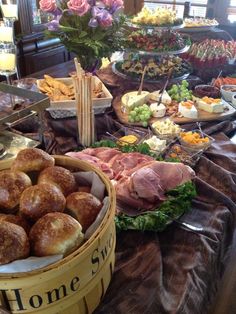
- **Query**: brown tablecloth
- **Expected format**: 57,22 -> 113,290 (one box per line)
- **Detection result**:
12,63 -> 236,314
16,110 -> 235,314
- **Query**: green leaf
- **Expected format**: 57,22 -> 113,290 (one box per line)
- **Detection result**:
79,31 -> 88,38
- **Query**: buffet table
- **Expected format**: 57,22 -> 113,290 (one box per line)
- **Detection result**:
14,61 -> 236,314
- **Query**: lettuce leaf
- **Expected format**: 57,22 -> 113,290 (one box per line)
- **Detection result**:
115,182 -> 197,232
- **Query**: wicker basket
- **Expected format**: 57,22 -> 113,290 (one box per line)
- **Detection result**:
0,156 -> 116,314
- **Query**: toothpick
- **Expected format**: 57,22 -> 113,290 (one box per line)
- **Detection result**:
138,65 -> 147,95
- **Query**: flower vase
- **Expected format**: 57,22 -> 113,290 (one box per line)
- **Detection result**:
77,55 -> 102,73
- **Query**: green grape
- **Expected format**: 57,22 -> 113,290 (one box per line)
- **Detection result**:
144,113 -> 150,120
142,121 -> 148,127
182,80 -> 189,88
130,111 -> 136,117
140,114 -> 145,122
129,117 -> 135,123
135,116 -> 140,122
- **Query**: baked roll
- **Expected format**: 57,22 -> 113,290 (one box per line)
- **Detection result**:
0,214 -> 31,234
0,221 -> 30,265
66,192 -> 102,232
38,166 -> 77,197
0,170 -> 32,213
29,212 -> 84,257
19,183 -> 66,222
11,148 -> 55,173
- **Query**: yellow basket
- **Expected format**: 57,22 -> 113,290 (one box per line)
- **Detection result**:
0,156 -> 116,314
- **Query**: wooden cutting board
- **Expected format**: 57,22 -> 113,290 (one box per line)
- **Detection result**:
113,97 -> 236,126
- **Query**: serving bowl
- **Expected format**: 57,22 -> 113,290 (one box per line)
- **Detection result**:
178,130 -> 214,152
220,85 -> 236,102
193,84 -> 220,98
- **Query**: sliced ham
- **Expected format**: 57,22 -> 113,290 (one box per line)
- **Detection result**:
66,149 -> 195,213
82,147 -> 122,163
65,151 -> 114,179
116,160 -> 195,210
131,167 -> 166,202
116,177 -> 154,212
139,161 -> 195,191
109,152 -> 154,179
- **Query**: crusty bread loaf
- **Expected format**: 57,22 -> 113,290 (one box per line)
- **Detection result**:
29,212 -> 84,257
19,183 -> 66,222
38,166 -> 77,196
66,192 -> 102,232
0,170 -> 32,213
11,148 -> 55,173
0,214 -> 31,234
0,221 -> 30,264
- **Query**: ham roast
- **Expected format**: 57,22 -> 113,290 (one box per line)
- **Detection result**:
66,148 -> 195,213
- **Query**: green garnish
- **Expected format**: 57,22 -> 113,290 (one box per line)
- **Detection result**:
115,182 -> 197,232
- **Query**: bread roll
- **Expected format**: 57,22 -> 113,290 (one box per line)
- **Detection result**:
66,192 -> 102,232
0,214 -> 31,234
0,170 -> 32,213
11,148 -> 55,173
38,166 -> 77,197
19,183 -> 66,222
0,221 -> 30,264
29,212 -> 84,257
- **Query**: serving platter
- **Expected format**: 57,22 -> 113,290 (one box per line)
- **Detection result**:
124,43 -> 191,57
126,21 -> 184,31
113,97 -> 236,126
182,25 -> 217,32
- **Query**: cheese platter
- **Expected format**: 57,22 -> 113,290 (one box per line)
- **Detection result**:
113,86 -> 236,127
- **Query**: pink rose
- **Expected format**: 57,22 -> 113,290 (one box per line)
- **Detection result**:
39,0 -> 57,12
102,0 -> 123,7
99,11 -> 113,28
67,0 -> 90,16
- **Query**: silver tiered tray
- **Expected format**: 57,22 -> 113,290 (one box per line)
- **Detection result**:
124,43 -> 191,57
126,21 -> 185,31
111,61 -> 192,83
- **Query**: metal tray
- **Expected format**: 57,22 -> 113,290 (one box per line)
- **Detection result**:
124,44 -> 191,57
0,83 -> 50,130
126,21 -> 184,31
112,62 -> 191,83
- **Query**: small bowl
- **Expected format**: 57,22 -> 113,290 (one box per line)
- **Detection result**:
178,130 -> 214,152
221,85 -> 236,102
151,124 -> 182,141
164,143 -> 203,166
232,94 -> 236,108
102,127 -> 146,146
193,84 -> 220,98
141,134 -> 168,154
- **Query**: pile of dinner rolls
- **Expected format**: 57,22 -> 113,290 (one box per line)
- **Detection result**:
0,148 -> 103,265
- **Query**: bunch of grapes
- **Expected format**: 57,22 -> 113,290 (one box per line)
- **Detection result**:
168,80 -> 192,102
128,104 -> 152,127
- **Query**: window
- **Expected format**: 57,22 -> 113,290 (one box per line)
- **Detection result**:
227,0 -> 236,23
144,0 -> 208,19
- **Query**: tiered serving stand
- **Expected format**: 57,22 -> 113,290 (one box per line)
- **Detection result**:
112,19 -> 192,83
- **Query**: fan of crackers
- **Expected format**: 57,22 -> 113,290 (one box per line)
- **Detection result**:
38,75 -> 105,102
38,75 -> 75,101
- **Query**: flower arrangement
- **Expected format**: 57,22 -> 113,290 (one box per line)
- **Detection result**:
39,0 -> 125,71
